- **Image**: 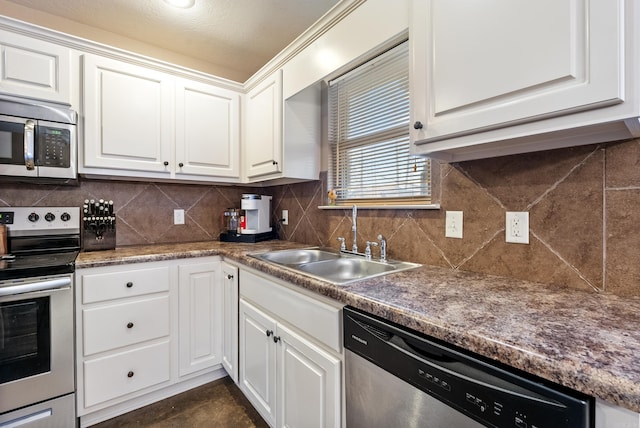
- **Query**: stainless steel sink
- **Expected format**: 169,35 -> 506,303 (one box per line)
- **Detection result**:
251,247 -> 420,285
255,248 -> 340,265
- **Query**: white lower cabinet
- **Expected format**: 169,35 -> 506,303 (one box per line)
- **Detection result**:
178,260 -> 223,377
277,322 -> 341,428
239,269 -> 343,427
240,299 -> 278,425
76,256 -> 234,427
221,262 -> 239,384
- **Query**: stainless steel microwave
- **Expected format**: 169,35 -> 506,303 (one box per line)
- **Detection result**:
0,96 -> 77,181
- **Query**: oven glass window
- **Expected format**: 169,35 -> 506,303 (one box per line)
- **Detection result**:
0,297 -> 51,384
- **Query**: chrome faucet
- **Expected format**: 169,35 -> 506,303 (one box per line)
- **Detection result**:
351,205 -> 358,252
365,241 -> 378,260
377,234 -> 387,262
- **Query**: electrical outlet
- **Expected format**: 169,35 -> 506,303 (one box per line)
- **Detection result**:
282,210 -> 289,225
445,211 -> 463,239
505,212 -> 529,244
174,209 -> 185,225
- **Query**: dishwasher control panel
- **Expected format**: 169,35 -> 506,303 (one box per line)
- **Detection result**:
344,306 -> 593,428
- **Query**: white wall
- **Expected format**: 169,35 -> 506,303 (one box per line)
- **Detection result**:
282,0 -> 409,100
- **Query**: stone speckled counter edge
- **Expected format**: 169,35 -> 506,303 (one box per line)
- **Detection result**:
76,241 -> 640,413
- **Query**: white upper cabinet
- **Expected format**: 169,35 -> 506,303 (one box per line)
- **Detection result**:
244,70 -> 283,180
82,54 -> 242,181
83,54 -> 173,174
410,0 -> 640,161
244,69 -> 322,184
175,78 -> 240,178
0,29 -> 72,104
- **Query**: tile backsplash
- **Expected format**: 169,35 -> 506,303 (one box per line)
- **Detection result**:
273,138 -> 640,297
2,137 -> 640,296
0,179 -> 257,246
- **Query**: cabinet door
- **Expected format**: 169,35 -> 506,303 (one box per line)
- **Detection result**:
277,323 -> 341,428
0,29 -> 71,104
410,0 -> 624,146
221,262 -> 239,384
244,69 -> 283,179
175,78 -> 240,178
178,261 -> 223,377
239,299 -> 277,427
83,54 -> 173,173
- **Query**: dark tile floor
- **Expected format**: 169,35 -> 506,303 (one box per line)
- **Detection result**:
91,377 -> 269,427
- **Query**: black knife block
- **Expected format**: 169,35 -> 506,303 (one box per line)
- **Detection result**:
82,198 -> 116,252
83,227 -> 116,251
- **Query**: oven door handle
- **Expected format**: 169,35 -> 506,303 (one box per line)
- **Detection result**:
24,119 -> 36,170
0,277 -> 71,297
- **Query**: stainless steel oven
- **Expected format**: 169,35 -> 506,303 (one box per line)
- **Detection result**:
0,207 -> 79,427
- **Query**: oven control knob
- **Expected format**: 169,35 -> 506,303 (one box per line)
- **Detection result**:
45,212 -> 56,222
61,212 -> 71,222
28,212 -> 39,222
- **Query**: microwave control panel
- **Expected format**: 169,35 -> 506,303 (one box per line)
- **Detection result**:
36,126 -> 71,168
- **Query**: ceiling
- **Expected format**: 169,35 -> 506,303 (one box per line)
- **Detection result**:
4,0 -> 341,82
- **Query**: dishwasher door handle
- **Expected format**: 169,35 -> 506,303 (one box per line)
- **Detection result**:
387,334 -> 566,409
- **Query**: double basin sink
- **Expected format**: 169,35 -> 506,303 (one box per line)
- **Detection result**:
251,247 -> 421,285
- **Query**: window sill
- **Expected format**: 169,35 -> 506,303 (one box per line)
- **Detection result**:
317,204 -> 441,210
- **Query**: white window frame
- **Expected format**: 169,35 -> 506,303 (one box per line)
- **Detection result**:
327,40 -> 430,206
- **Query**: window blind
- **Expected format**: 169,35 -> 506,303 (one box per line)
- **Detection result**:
328,40 -> 430,204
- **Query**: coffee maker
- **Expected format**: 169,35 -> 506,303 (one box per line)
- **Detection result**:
240,194 -> 272,235
219,194 -> 276,242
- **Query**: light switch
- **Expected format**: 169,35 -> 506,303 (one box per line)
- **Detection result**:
174,209 -> 185,225
445,211 -> 463,239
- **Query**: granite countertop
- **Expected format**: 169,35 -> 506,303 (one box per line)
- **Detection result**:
76,241 -> 640,413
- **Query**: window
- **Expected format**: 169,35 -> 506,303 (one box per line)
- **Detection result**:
328,40 -> 430,205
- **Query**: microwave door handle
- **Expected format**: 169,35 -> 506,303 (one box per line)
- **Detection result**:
24,119 -> 35,170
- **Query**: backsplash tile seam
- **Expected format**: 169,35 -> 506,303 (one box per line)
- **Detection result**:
456,228 -> 504,270
530,229 -> 600,292
156,185 -> 189,210
454,163 -> 507,210
326,213 -> 348,245
414,220 -> 456,269
33,186 -> 60,207
385,212 -> 413,243
288,188 -> 307,235
301,184 -> 321,214
210,186 -> 231,210
184,212 -> 212,239
115,216 -> 150,245
526,147 -> 600,211
115,182 -> 151,211
605,185 -> 640,191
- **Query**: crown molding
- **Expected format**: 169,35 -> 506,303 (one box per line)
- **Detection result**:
0,0 -> 365,93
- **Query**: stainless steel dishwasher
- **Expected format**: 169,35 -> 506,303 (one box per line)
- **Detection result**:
344,306 -> 593,428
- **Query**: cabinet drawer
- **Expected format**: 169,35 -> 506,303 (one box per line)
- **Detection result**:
83,295 -> 169,356
83,340 -> 170,408
241,270 -> 342,353
81,266 -> 170,304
